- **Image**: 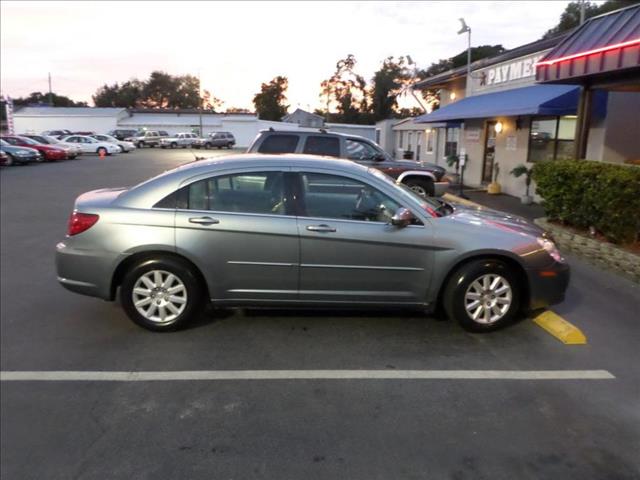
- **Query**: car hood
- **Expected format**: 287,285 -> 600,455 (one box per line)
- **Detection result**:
447,202 -> 545,238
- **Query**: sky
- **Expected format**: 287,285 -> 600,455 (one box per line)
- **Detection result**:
1,1 -> 573,111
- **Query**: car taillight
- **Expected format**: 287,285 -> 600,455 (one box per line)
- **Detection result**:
67,212 -> 99,236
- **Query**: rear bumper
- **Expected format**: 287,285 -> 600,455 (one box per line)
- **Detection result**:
527,262 -> 571,310
55,241 -> 120,300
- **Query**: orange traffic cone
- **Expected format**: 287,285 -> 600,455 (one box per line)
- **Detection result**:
99,149 -> 106,159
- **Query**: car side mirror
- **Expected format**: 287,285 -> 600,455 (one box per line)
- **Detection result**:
391,207 -> 414,228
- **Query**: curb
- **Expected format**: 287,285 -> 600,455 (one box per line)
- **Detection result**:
532,311 -> 587,345
442,193 -> 483,209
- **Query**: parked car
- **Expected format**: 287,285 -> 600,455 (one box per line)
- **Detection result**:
91,134 -> 136,153
56,154 -> 569,332
1,135 -> 67,161
193,132 -> 236,149
125,130 -> 162,148
0,139 -> 43,165
247,129 -> 447,197
59,135 -> 120,155
108,129 -> 140,141
42,129 -> 73,137
159,132 -> 199,149
20,134 -> 81,159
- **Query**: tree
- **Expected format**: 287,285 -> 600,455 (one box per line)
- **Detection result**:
542,0 -> 638,39
93,80 -> 143,108
320,54 -> 370,124
92,72 -> 224,111
370,56 -> 412,121
253,76 -> 289,121
12,91 -> 88,107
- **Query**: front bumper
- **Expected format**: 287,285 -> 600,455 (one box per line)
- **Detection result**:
527,261 -> 571,311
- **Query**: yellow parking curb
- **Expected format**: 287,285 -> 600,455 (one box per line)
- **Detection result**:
442,193 -> 483,209
533,311 -> 587,345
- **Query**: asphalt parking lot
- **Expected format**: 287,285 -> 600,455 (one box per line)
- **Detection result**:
1,149 -> 639,479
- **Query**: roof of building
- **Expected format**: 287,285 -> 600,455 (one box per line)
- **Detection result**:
540,4 -> 640,62
282,108 -> 325,121
536,4 -> 640,84
128,108 -> 256,116
13,107 -> 126,116
413,32 -> 572,90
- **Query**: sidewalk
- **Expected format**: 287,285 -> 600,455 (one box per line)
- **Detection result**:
445,187 -> 545,221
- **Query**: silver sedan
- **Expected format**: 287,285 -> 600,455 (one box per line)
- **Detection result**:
56,154 -> 569,332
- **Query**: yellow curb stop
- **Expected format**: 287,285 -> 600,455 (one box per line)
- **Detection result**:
442,193 -> 483,209
533,310 -> 587,345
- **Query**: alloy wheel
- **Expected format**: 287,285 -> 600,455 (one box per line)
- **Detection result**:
464,274 -> 512,324
132,270 -> 188,324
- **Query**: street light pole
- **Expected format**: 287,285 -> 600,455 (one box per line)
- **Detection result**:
458,18 -> 471,96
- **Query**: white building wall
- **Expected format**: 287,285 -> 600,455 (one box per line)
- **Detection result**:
13,115 -> 120,134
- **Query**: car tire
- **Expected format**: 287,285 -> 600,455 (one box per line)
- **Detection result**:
3,155 -> 14,166
404,178 -> 434,197
120,257 -> 204,332
443,259 -> 521,332
205,142 -> 212,149
170,142 -> 177,149
137,141 -> 145,148
118,146 -> 125,153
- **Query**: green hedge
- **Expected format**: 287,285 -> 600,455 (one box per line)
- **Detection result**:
532,160 -> 640,244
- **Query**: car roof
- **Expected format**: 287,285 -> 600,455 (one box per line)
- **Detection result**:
257,128 -> 369,142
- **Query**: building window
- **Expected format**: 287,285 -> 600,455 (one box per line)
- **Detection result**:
445,127 -> 459,157
528,116 -> 576,162
375,129 -> 381,144
426,130 -> 434,154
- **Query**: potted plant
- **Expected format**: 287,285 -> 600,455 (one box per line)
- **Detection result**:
510,164 -> 534,204
487,162 -> 501,194
446,154 -> 460,184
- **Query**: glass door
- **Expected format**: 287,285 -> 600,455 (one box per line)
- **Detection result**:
482,121 -> 496,183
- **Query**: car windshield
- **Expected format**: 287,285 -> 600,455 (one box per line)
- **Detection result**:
0,139 -> 8,146
46,136 -> 62,143
16,137 -> 39,145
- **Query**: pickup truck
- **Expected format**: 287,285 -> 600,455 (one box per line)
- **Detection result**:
247,129 -> 448,197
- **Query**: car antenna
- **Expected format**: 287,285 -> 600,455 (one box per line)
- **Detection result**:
319,128 -> 327,133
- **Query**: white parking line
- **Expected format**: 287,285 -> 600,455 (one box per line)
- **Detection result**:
0,370 -> 615,382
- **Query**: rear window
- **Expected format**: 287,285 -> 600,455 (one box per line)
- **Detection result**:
303,136 -> 340,157
257,135 -> 299,154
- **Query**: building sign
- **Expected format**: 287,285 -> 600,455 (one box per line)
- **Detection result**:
473,50 -> 550,93
465,128 -> 481,142
3,96 -> 15,134
506,135 -> 517,151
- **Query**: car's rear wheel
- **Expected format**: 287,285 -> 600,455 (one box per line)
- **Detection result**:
443,259 -> 521,332
120,257 -> 203,332
404,178 -> 434,197
3,155 -> 14,166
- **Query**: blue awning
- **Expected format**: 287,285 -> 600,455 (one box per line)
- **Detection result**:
415,85 -> 580,123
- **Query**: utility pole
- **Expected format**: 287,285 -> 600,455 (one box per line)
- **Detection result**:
580,0 -> 586,24
48,72 -> 53,106
198,71 -> 203,137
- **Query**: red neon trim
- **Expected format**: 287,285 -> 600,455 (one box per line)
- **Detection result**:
536,38 -> 640,67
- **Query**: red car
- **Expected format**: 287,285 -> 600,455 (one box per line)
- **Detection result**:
0,135 -> 68,161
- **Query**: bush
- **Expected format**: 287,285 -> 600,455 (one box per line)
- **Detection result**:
532,160 -> 640,244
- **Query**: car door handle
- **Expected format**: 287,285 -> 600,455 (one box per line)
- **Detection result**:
306,224 -> 336,232
189,216 -> 219,225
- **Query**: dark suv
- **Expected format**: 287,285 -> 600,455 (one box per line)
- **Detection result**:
247,129 -> 447,197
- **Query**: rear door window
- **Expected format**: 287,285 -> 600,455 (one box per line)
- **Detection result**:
257,135 -> 299,154
303,136 -> 340,157
345,139 -> 380,160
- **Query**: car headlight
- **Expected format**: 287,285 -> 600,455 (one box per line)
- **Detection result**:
537,237 -> 565,263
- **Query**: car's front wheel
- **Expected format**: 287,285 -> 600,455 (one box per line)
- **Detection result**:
443,259 -> 521,332
120,257 -> 204,331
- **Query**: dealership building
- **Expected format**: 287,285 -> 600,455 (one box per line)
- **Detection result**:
387,4 -> 639,198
